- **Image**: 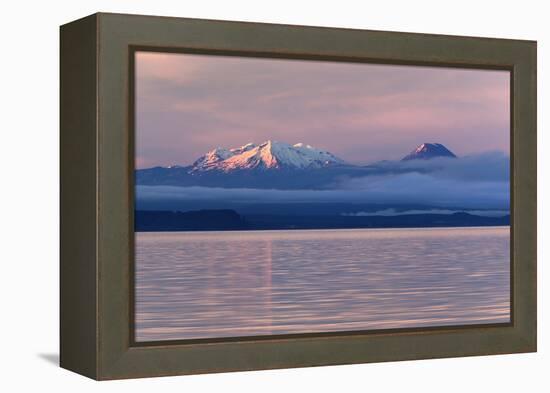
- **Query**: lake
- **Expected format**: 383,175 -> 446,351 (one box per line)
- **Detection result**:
135,226 -> 510,342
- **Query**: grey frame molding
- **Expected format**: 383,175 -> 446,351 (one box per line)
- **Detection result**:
60,12 -> 536,380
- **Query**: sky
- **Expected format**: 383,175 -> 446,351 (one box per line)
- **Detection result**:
135,51 -> 510,169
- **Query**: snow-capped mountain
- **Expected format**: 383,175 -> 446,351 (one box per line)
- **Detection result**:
191,140 -> 347,172
136,141 -> 461,190
401,143 -> 457,161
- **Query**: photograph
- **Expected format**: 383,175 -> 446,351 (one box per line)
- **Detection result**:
133,51 -> 511,342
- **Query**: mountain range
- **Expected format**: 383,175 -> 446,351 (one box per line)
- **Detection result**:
191,140 -> 346,172
136,141 -> 457,189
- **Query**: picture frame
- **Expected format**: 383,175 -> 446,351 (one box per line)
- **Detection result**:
60,12 -> 536,380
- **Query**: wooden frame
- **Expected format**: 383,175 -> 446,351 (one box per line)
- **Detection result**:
60,12 -> 537,380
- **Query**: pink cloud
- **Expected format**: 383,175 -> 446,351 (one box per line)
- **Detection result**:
135,51 -> 510,167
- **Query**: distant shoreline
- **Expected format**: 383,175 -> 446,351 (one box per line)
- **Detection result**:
134,209 -> 510,233
135,225 -> 510,235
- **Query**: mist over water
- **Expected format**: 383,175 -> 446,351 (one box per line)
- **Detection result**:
135,226 -> 510,341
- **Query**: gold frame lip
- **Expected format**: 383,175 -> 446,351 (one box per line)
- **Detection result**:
60,12 -> 536,380
131,322 -> 514,348
131,44 -> 518,70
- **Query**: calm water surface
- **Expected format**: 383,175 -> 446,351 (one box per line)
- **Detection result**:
135,227 -> 510,341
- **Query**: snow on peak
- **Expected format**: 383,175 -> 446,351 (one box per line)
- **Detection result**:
191,147 -> 233,170
402,143 -> 457,161
190,140 -> 347,172
230,142 -> 256,154
293,142 -> 316,149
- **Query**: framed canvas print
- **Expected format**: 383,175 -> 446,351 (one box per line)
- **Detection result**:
60,13 -> 537,380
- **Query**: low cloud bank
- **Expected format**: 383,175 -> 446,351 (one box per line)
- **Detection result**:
137,178 -> 508,209
341,208 -> 509,217
395,151 -> 509,182
136,152 -> 510,210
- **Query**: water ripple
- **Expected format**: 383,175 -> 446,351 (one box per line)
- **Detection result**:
135,227 -> 510,341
